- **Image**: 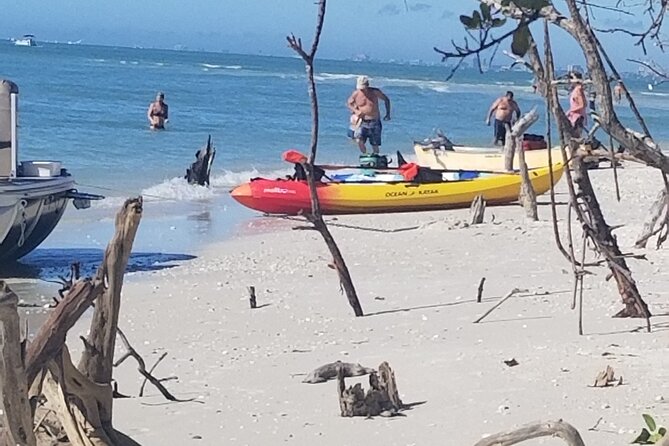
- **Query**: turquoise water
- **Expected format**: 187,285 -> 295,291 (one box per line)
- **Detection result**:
1,41 -> 668,275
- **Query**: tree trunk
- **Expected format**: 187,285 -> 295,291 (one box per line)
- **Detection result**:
78,197 -> 143,435
0,282 -> 36,446
570,154 -> 651,322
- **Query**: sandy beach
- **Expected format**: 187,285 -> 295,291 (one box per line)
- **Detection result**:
46,164 -> 669,445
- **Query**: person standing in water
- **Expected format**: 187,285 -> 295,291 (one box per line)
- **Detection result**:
486,91 -> 521,145
147,92 -> 169,129
347,76 -> 391,154
613,80 -> 624,104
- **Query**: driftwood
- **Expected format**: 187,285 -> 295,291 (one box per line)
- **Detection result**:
476,277 -> 486,303
504,109 -> 540,220
247,286 -> 257,309
474,288 -> 522,323
302,361 -> 374,384
470,195 -> 486,225
474,420 -> 586,446
635,188 -> 668,248
0,282 -> 36,446
337,362 -> 403,417
286,0 -> 364,317
185,135 -> 216,186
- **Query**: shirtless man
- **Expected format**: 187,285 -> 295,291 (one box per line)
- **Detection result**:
147,92 -> 169,129
347,76 -> 391,154
613,80 -> 624,104
486,91 -> 521,146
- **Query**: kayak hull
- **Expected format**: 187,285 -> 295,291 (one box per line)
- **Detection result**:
231,164 -> 564,216
414,144 -> 564,171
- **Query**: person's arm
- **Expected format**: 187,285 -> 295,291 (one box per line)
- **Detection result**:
346,93 -> 358,114
377,90 -> 391,120
147,103 -> 154,120
573,88 -> 586,112
164,104 -> 169,121
514,101 -> 521,120
486,99 -> 499,124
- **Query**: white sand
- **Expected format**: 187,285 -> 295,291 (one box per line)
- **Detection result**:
72,165 -> 668,445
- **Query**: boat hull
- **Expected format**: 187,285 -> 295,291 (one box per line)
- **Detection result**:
0,177 -> 74,263
231,164 -> 564,216
414,144 -> 564,171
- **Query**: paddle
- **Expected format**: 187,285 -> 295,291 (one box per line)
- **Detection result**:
316,163 -> 520,176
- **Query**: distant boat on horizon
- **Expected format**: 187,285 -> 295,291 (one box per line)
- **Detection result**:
13,34 -> 36,47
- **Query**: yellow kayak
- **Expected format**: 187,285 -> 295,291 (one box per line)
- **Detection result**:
231,163 -> 565,215
414,143 -> 564,171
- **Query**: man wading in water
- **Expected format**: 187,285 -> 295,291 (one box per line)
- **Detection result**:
486,91 -> 521,146
147,92 -> 169,130
347,76 -> 391,154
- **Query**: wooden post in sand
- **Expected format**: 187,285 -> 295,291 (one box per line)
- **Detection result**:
248,286 -> 257,309
0,282 -> 36,446
470,195 -> 486,225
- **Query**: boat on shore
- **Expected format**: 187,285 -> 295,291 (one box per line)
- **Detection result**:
13,34 -> 36,47
413,136 -> 563,172
231,153 -> 564,216
1,79 -> 100,264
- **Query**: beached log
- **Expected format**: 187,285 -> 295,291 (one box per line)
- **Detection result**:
635,187 -> 668,248
287,0 -> 364,317
470,195 -> 486,225
337,362 -> 403,417
185,135 -> 216,186
0,282 -> 36,446
474,420 -> 586,446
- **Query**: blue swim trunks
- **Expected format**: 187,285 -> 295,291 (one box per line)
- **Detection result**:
355,119 -> 382,147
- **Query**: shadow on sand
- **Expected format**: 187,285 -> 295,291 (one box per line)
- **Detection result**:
0,248 -> 196,280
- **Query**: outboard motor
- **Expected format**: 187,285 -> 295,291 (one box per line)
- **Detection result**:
0,79 -> 19,178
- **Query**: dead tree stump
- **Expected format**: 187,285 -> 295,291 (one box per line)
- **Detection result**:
470,195 -> 486,225
337,362 -> 403,417
0,282 -> 36,446
505,109 -> 540,220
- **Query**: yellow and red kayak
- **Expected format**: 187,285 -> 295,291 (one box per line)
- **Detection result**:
231,163 -> 564,215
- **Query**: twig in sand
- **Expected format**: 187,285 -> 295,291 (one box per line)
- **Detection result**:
248,285 -> 257,309
476,277 -> 486,303
113,327 -> 198,403
473,288 -> 523,323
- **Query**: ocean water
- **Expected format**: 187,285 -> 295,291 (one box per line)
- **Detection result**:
1,41 -> 668,278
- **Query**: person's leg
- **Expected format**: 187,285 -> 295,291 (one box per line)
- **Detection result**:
356,124 -> 369,153
494,120 -> 505,145
369,120 -> 382,154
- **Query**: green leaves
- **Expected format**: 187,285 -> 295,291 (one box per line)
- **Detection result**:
511,25 -> 531,56
632,414 -> 667,444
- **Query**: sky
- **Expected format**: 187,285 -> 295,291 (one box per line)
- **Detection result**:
1,0 -> 668,69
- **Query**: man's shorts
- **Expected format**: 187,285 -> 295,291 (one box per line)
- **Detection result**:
355,119 -> 382,146
494,119 -> 510,144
